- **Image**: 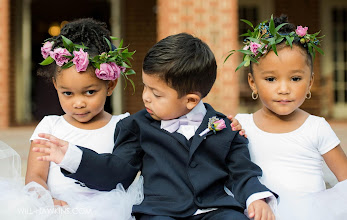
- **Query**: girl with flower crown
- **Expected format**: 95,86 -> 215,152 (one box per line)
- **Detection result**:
226,15 -> 347,219
0,18 -> 143,220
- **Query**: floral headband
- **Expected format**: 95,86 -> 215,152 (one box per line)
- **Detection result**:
40,36 -> 136,90
224,15 -> 324,71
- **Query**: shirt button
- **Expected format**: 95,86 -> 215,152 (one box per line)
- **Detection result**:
190,161 -> 197,168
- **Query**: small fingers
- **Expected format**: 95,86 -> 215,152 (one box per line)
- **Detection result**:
239,129 -> 247,138
37,155 -> 52,161
32,146 -> 51,154
38,133 -> 68,148
53,198 -> 68,206
61,200 -> 68,206
248,204 -> 255,218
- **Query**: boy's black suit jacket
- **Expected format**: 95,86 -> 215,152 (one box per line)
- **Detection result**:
62,103 -> 273,217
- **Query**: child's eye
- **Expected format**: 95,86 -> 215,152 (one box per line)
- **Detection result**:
86,90 -> 96,95
63,92 -> 72,96
153,93 -> 161,98
265,77 -> 275,82
292,77 -> 301,82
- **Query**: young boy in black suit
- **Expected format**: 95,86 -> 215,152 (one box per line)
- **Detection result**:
34,33 -> 276,220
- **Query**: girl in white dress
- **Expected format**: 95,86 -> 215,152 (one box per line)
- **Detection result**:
226,15 -> 347,220
0,18 -> 143,220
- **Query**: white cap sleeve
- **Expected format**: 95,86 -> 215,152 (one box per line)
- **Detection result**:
316,117 -> 340,155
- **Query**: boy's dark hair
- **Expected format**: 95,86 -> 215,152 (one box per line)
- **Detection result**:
38,18 -> 111,79
250,15 -> 313,74
142,33 -> 217,98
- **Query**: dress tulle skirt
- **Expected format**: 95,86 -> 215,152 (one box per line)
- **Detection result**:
0,141 -> 144,220
277,180 -> 347,220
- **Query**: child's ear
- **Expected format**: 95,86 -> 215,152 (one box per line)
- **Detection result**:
309,73 -> 315,90
107,79 -> 118,96
185,93 -> 201,110
52,77 -> 57,90
248,73 -> 257,94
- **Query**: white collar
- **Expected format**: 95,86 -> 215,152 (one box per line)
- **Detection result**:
184,100 -> 206,120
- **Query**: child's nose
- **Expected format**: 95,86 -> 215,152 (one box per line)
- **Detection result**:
142,90 -> 151,103
142,95 -> 151,103
277,81 -> 290,94
73,99 -> 86,108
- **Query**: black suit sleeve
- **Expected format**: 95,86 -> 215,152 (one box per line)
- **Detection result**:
61,119 -> 143,191
225,132 -> 270,207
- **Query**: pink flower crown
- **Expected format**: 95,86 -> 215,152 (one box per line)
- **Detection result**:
224,15 -> 324,71
40,36 -> 136,90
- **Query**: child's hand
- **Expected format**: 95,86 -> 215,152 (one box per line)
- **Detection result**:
228,115 -> 247,138
53,198 -> 68,206
32,133 -> 69,164
248,199 -> 275,220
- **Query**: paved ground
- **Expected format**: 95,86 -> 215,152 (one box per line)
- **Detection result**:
0,121 -> 346,180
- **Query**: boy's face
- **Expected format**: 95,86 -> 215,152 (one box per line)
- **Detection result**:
142,72 -> 192,121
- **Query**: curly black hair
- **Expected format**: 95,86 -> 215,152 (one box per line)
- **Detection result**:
250,15 -> 313,73
38,18 -> 111,79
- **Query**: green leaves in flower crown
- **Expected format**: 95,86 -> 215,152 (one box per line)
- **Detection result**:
90,36 -> 136,92
39,34 -> 137,93
224,14 -> 325,72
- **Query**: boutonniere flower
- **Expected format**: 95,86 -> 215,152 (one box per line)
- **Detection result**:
199,116 -> 226,136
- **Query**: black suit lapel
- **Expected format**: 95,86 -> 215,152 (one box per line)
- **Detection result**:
189,104 -> 219,158
147,114 -> 190,150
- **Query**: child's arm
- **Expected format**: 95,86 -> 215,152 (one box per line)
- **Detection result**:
225,131 -> 277,219
33,120 -> 142,191
26,141 -> 68,206
323,144 -> 347,181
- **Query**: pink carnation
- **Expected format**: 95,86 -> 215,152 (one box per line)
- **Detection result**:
95,63 -> 120,80
72,48 -> 89,72
296,26 -> 308,37
250,42 -> 261,55
41,41 -> 53,59
50,48 -> 71,66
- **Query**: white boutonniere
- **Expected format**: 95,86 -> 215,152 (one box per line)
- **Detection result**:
199,116 -> 227,136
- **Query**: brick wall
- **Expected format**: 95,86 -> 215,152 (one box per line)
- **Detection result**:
123,0 -> 157,114
274,0 -> 322,116
157,0 -> 240,116
0,0 -> 10,128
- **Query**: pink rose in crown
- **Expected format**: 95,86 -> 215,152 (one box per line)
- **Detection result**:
72,48 -> 89,72
95,63 -> 119,80
296,26 -> 308,37
50,48 -> 71,66
250,42 -> 261,55
41,41 -> 53,59
109,62 -> 121,79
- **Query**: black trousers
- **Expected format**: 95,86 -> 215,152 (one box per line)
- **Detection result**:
134,208 -> 248,220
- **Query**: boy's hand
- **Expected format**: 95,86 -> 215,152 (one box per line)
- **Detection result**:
248,199 -> 275,220
32,133 -> 69,164
228,115 -> 247,138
